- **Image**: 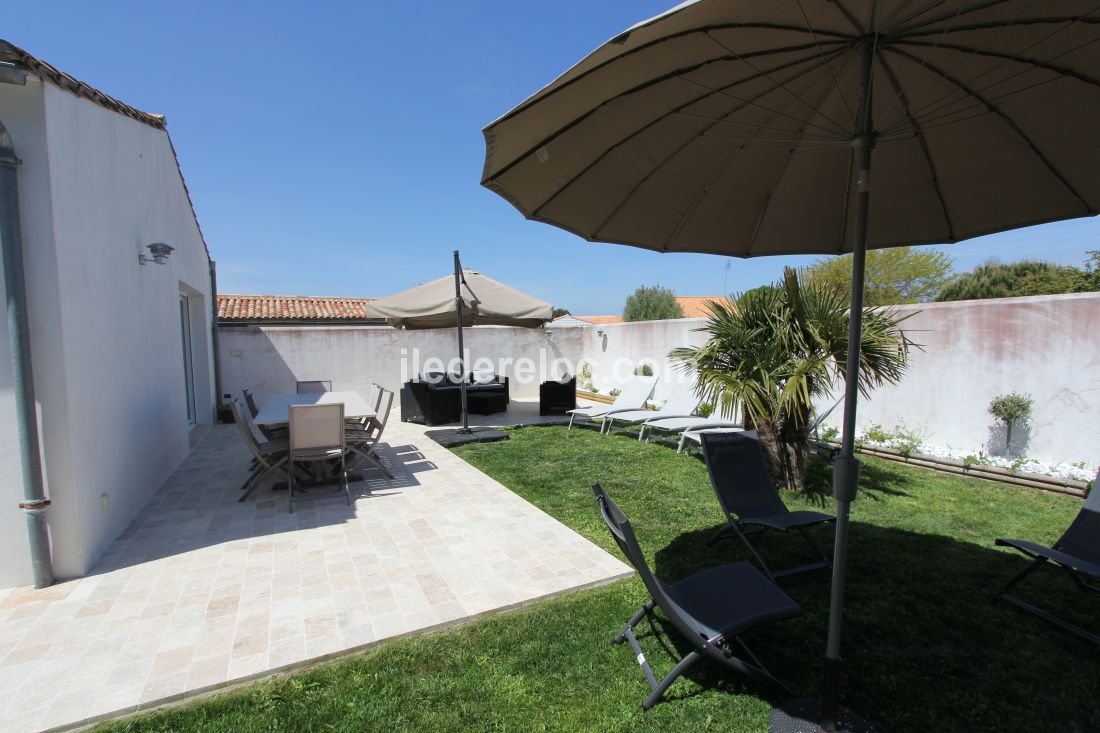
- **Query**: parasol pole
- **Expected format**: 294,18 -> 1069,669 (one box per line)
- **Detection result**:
820,34 -> 876,731
454,250 -> 470,433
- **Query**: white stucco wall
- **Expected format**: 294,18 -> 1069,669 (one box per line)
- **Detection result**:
577,318 -> 709,403
218,325 -> 585,406
0,76 -> 214,586
220,295 -> 1098,469
814,292 -> 1100,466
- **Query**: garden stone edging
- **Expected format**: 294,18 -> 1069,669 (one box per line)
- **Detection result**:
832,443 -> 1090,498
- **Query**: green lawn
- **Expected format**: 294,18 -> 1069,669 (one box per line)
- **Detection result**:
100,426 -> 1097,733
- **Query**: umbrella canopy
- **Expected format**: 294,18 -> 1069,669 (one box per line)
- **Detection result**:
481,2 -> 1100,729
364,269 -> 553,330
482,1 -> 1100,257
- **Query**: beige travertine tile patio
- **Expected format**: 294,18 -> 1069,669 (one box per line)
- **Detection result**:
0,408 -> 631,732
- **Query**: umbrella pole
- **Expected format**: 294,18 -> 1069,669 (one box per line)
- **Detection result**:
822,37 -> 876,732
454,250 -> 470,433
771,37 -> 876,733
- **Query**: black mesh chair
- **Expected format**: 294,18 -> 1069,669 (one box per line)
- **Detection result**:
593,483 -> 800,710
995,476 -> 1100,648
701,431 -> 835,581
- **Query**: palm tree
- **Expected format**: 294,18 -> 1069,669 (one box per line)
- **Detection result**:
672,268 -> 913,490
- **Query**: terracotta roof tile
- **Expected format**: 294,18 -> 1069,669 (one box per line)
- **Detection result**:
571,315 -> 624,325
675,296 -> 726,318
218,294 -> 378,323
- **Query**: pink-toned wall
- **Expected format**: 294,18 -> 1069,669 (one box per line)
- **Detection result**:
815,292 -> 1100,465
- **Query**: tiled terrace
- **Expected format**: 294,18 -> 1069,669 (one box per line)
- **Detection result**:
0,409 -> 631,732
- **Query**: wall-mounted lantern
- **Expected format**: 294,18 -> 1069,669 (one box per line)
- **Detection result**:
596,329 -> 605,338
138,242 -> 174,266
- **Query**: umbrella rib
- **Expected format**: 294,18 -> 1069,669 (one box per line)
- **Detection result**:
894,37 -> 1100,102
488,23 -> 857,128
887,46 -> 1091,210
485,40 -> 849,184
876,54 -> 956,240
893,1 -> 1100,122
797,0 -> 857,123
704,32 -> 855,136
528,49 -> 847,219
663,65 -> 847,252
887,0 -> 1013,36
894,15 -> 1100,38
882,0 -> 950,35
829,0 -> 867,34
876,0 -> 1041,131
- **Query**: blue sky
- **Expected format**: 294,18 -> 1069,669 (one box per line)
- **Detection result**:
8,1 -> 1098,314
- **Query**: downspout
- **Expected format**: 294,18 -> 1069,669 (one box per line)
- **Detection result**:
0,65 -> 55,588
209,259 -> 223,421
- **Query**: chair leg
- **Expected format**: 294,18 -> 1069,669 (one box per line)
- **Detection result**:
998,558 -> 1100,649
732,524 -> 776,582
342,455 -> 351,506
642,651 -> 702,710
351,445 -> 395,479
705,522 -> 736,546
288,458 -> 296,514
568,413 -> 575,430
999,556 -> 1045,598
638,425 -> 647,441
614,600 -> 655,645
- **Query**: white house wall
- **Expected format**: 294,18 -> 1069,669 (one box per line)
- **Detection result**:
30,83 -> 215,580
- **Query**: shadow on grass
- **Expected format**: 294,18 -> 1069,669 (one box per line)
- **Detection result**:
633,521 -> 1100,732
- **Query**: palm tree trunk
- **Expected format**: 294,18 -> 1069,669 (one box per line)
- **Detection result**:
755,414 -> 811,490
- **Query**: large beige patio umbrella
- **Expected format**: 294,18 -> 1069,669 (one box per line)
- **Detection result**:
365,252 -> 552,431
481,2 -> 1100,730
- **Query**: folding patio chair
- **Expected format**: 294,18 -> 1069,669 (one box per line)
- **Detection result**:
243,388 -> 287,440
701,431 -> 835,580
567,376 -> 657,431
346,383 -> 382,428
287,402 -> 350,513
592,483 -> 800,709
995,472 -> 1100,648
229,399 -> 289,502
296,380 -> 332,394
346,388 -> 395,479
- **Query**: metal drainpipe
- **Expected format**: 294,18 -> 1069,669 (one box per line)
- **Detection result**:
0,72 -> 55,588
209,259 -> 223,421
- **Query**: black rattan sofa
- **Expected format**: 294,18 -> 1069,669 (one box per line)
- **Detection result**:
400,372 -> 509,426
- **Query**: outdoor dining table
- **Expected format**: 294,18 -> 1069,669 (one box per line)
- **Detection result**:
254,391 -> 377,486
253,390 -> 376,427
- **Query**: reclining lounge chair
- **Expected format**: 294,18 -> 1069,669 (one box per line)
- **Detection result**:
701,431 -> 835,580
596,381 -> 700,437
567,376 -> 656,431
592,482 -> 800,709
995,472 -> 1100,649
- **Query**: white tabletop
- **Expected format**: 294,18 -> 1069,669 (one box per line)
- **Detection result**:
254,391 -> 376,426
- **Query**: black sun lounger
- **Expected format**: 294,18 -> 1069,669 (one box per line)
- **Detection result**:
995,474 -> 1100,649
592,483 -> 800,710
701,431 -> 835,580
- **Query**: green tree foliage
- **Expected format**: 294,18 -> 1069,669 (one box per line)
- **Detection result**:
803,246 -> 954,305
622,285 -> 684,321
672,268 -> 913,489
988,392 -> 1033,454
936,258 -> 1100,301
551,307 -> 571,319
